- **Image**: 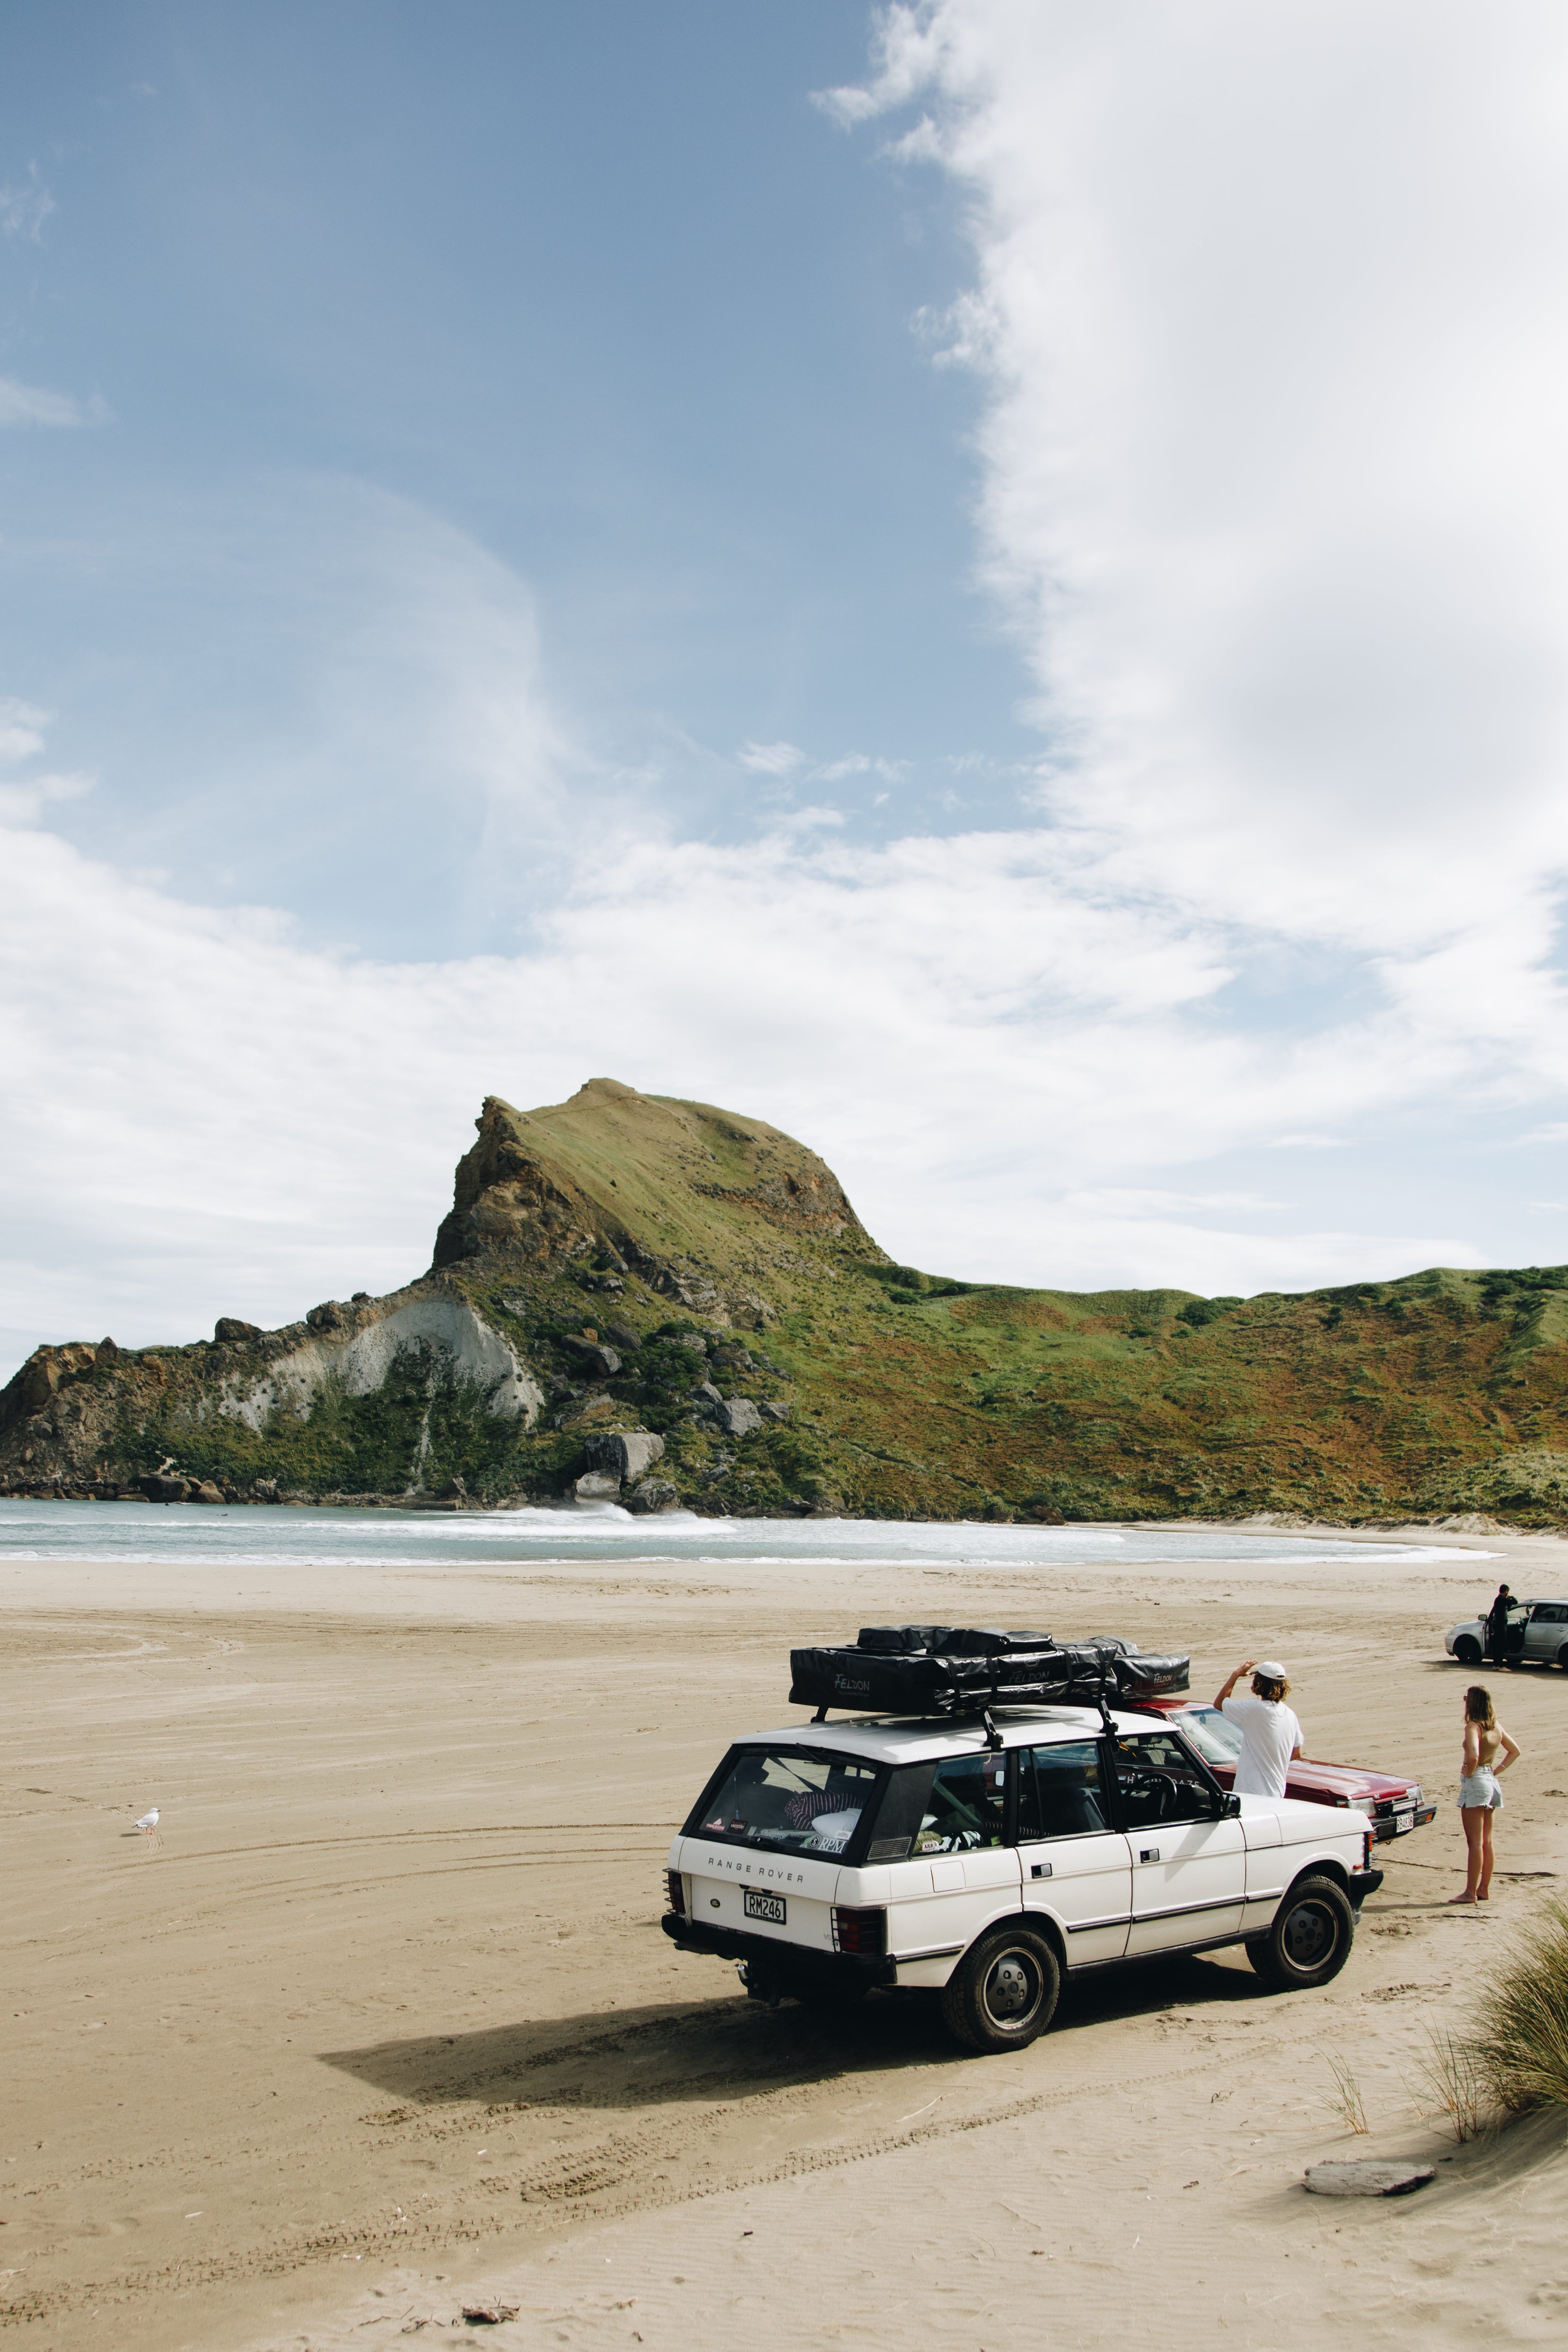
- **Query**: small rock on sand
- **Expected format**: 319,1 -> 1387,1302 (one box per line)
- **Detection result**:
1305,2158 -> 1435,2197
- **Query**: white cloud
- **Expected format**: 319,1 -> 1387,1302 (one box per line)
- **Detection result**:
1066,1189 -> 1287,1217
0,377 -> 106,429
0,167 -> 55,244
813,752 -> 911,783
738,740 -> 806,776
0,697 -> 48,764
0,697 -> 92,824
836,1 -> 1568,1013
0,770 -> 92,825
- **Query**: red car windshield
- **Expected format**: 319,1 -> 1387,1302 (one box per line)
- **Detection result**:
1174,1705 -> 1245,1768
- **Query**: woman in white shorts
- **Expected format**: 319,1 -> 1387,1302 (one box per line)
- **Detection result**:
1452,1685 -> 1521,1904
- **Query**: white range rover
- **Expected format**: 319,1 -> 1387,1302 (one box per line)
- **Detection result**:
663,1705 -> 1384,2053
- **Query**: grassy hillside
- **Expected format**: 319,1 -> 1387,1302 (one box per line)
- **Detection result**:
5,1077 -> 1568,1524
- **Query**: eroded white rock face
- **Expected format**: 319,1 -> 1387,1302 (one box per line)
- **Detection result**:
220,1295 -> 543,1431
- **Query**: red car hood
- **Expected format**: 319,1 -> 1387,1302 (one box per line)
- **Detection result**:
1145,1699 -> 1420,1802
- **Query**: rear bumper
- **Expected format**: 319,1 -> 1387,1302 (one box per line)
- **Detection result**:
660,1911 -> 896,1989
1348,1868 -> 1384,1912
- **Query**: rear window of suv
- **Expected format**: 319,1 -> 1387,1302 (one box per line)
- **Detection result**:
684,1748 -> 885,1860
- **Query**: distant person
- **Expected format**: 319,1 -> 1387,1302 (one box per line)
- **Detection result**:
1452,1685 -> 1521,1904
1486,1583 -> 1515,1670
1212,1659 -> 1303,1800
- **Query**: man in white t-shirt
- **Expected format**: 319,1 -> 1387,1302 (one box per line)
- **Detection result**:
1213,1659 -> 1303,1800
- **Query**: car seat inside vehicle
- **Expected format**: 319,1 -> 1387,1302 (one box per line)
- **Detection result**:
1019,1741 -> 1109,1841
917,1753 -> 1007,1852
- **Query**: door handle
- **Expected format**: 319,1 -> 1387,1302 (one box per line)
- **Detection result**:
1139,1846 -> 1161,1863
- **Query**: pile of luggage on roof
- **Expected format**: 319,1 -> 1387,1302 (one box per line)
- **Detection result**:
788,1626 -> 1190,1717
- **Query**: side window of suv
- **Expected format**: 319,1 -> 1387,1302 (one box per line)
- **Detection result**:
913,1753 -> 1007,1854
1017,1741 -> 1110,1842
1112,1732 -> 1221,1829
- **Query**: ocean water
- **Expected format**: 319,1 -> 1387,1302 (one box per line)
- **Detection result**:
0,1495 -> 1490,1570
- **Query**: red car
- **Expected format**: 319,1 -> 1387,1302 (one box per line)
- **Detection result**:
1139,1698 -> 1436,1842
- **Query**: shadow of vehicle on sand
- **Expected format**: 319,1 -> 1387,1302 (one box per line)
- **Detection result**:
322,1945 -> 1276,2113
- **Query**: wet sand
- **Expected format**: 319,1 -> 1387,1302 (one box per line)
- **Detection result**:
5,1528 -> 1568,2351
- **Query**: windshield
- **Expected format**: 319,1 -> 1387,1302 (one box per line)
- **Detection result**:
685,1748 -> 883,1858
1173,1705 -> 1244,1766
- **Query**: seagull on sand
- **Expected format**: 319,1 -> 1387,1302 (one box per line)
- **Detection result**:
134,1807 -> 162,1851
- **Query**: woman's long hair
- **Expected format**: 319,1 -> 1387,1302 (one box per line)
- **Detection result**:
1464,1684 -> 1496,1729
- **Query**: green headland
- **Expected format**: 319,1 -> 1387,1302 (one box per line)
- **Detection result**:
5,1075 -> 1568,1525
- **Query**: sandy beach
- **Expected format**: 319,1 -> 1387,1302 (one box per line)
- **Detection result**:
6,1524 -> 1568,2351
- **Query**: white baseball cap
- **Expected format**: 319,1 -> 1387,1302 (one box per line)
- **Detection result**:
1253,1660 -> 1288,1680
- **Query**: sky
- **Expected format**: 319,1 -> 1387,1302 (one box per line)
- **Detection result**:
4,0 -> 1568,1377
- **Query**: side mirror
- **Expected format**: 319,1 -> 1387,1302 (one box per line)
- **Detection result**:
1222,1793 -> 1242,1818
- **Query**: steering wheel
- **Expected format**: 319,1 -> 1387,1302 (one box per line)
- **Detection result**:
1126,1769 -> 1182,1824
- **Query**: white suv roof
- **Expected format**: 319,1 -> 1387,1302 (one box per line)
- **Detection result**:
734,1704 -> 1158,1767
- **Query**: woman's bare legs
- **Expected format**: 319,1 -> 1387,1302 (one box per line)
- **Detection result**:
1478,1809 -> 1497,1900
1451,1806 -> 1487,1901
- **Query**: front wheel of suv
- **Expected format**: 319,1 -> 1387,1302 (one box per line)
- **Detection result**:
941,1927 -> 1060,2053
1246,1874 -> 1354,1991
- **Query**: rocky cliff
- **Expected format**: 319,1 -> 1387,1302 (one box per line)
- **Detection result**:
6,1076 -> 1568,1524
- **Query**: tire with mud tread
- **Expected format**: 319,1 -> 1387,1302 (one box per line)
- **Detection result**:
1454,1635 -> 1482,1665
1246,1873 -> 1355,1991
940,1926 -> 1060,2054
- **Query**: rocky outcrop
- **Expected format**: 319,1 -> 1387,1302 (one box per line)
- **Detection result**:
584,1429 -> 665,1482
430,1093 -> 607,1270
625,1478 -> 680,1514
138,1473 -> 190,1504
217,1293 -> 543,1433
0,1342 -> 106,1431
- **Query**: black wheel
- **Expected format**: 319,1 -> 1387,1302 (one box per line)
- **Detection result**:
1246,1874 -> 1355,1991
1454,1636 -> 1482,1665
940,1926 -> 1060,2054
1557,1644 -> 1568,1670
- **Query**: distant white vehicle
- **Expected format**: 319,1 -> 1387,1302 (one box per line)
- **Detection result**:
1446,1599 -> 1568,1670
663,1702 -> 1382,2054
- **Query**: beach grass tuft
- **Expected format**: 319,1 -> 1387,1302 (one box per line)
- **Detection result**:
1470,1895 -> 1568,2114
1410,2026 -> 1490,2142
1322,2052 -> 1369,2134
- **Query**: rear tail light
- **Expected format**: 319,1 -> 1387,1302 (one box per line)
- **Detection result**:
832,1905 -> 887,1957
666,1869 -> 686,1915
1363,1830 -> 1373,1870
